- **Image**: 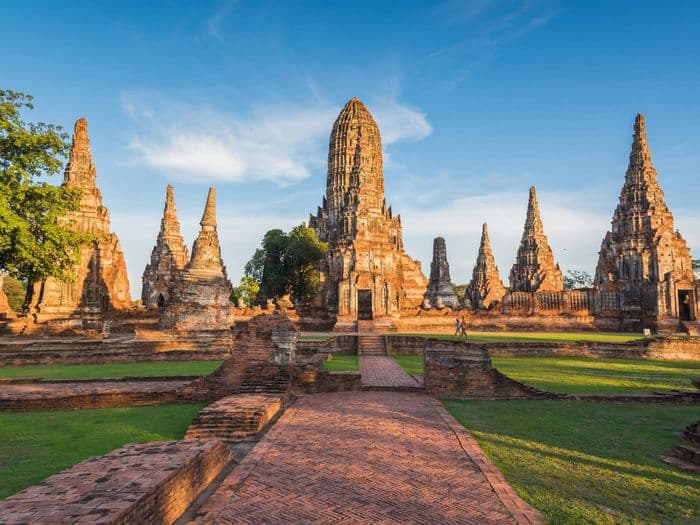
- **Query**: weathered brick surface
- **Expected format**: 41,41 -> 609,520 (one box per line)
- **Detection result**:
0,379 -> 188,412
0,440 -> 233,524
360,356 -> 422,388
196,392 -> 540,524
185,394 -> 283,442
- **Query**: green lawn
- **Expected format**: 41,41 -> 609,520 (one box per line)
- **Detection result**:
321,354 -> 359,372
392,355 -> 700,394
0,361 -> 222,381
403,331 -> 645,343
392,355 -> 424,376
0,404 -> 204,499
446,400 -> 699,524
491,356 -> 700,394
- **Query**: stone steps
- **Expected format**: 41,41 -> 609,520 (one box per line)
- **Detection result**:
661,419 -> 700,472
681,320 -> 700,336
359,335 -> 387,356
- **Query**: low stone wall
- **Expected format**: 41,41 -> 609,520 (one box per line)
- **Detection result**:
0,379 -> 190,412
422,340 -> 559,399
393,312 -> 597,334
0,336 -> 231,366
294,368 -> 363,394
386,335 -> 700,360
0,440 -> 233,523
297,335 -> 357,356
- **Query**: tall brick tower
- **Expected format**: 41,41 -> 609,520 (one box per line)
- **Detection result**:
309,98 -> 427,329
594,114 -> 695,331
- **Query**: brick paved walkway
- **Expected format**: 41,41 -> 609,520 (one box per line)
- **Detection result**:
360,356 -> 422,388
197,391 -> 540,524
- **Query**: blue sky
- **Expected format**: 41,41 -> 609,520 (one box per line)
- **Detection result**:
4,0 -> 699,297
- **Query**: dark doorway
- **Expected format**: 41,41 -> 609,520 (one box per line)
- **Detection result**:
678,290 -> 692,321
157,294 -> 166,309
357,290 -> 373,320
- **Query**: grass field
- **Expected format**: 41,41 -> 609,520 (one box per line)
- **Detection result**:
0,404 -> 205,499
446,400 -> 699,524
491,356 -> 700,394
392,355 -> 700,394
0,361 -> 222,381
403,331 -> 645,343
321,354 -> 359,371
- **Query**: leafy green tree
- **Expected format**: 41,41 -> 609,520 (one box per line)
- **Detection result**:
693,259 -> 700,280
2,275 -> 26,312
244,224 -> 327,304
563,269 -> 594,290
231,275 -> 260,306
285,224 -> 327,302
451,283 -> 467,308
0,90 -> 89,283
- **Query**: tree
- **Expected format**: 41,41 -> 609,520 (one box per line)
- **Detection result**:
244,224 -> 327,304
451,283 -> 467,308
231,275 -> 260,306
563,269 -> 594,290
693,259 -> 700,280
2,275 -> 26,312
0,90 -> 89,283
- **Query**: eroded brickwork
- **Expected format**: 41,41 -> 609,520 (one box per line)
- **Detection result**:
25,119 -> 131,327
509,187 -> 563,293
309,98 -> 428,328
159,187 -> 234,332
424,237 -> 458,308
141,184 -> 190,309
594,114 -> 696,331
467,223 -> 507,309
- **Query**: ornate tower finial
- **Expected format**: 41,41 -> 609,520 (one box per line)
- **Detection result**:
63,117 -> 97,189
200,187 -> 217,229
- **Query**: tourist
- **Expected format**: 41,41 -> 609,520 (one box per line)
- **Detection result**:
454,317 -> 462,336
461,316 -> 468,339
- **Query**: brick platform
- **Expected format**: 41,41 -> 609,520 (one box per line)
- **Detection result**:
0,440 -> 233,524
0,379 -> 189,411
185,394 -> 284,442
195,391 -> 540,524
360,356 -> 422,389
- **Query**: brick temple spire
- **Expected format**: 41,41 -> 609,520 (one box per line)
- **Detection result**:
63,118 -> 97,190
594,114 -> 693,329
509,186 -> 563,292
424,237 -> 458,308
189,187 -> 226,275
160,186 -> 233,331
308,98 -> 428,325
467,223 -> 506,309
141,184 -> 190,308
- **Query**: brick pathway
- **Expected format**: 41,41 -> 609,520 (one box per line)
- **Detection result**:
360,356 -> 422,388
197,392 -> 540,524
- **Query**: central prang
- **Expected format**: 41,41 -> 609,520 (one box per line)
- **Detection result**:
309,98 -> 428,330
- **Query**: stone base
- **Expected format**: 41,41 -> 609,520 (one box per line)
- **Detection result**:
0,440 -> 233,523
184,394 -> 284,442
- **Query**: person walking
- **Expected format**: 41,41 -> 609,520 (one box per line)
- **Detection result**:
454,317 -> 462,336
460,316 -> 468,340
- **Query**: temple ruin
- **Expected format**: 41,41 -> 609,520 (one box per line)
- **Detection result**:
24,118 -> 131,329
308,98 -> 428,330
466,223 -> 506,310
509,186 -> 563,293
424,237 -> 459,308
141,185 -> 190,309
594,114 -> 697,331
160,187 -> 234,332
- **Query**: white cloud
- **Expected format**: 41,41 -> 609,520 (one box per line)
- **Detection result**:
123,95 -> 433,186
373,100 -> 433,144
